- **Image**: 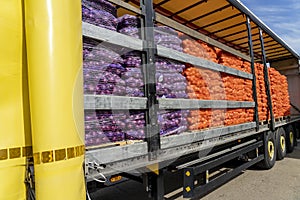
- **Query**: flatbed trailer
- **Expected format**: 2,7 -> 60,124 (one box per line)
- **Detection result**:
82,0 -> 300,199
2,0 -> 300,199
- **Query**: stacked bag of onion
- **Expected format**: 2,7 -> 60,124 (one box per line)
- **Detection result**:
82,0 -> 118,31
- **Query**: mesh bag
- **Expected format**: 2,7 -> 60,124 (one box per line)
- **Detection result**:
84,111 -> 127,146
82,0 -> 118,31
156,71 -> 188,98
158,110 -> 189,136
155,26 -> 183,52
123,68 -> 144,97
123,51 -> 142,68
83,38 -> 124,65
117,14 -> 141,38
156,57 -> 185,73
125,111 -> 146,140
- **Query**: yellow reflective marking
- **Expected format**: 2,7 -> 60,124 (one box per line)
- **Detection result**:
23,146 -> 33,157
9,147 -> 21,159
67,147 -> 75,159
185,171 -> 191,177
41,151 -> 54,163
147,163 -> 159,175
110,175 -> 122,183
185,187 -> 191,192
33,145 -> 85,165
0,149 -> 8,160
55,149 -> 66,161
0,146 -> 32,161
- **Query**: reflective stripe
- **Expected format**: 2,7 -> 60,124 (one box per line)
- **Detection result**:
33,145 -> 85,165
0,146 -> 32,161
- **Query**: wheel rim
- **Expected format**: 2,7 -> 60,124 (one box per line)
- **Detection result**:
290,131 -> 294,145
280,135 -> 286,152
268,141 -> 275,160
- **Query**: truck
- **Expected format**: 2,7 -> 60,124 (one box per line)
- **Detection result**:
1,0 -> 299,200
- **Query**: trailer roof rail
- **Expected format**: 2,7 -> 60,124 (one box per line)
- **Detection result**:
120,0 -> 300,62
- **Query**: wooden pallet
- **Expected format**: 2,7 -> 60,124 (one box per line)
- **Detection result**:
283,116 -> 290,120
275,117 -> 284,122
259,116 -> 290,125
259,120 -> 269,125
275,116 -> 290,122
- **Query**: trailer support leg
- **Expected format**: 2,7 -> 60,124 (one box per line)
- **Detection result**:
147,169 -> 165,200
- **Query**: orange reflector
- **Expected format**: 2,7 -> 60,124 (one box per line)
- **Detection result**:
110,176 -> 122,183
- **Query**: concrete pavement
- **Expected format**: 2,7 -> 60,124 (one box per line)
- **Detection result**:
90,145 -> 300,200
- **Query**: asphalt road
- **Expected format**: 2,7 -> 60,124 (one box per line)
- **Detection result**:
202,145 -> 300,200
90,144 -> 300,200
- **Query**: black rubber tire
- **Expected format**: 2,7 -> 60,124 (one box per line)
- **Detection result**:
276,128 -> 286,160
295,126 -> 299,146
257,131 -> 276,169
285,125 -> 295,153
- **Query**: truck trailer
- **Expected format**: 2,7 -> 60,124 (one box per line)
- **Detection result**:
1,0 -> 300,200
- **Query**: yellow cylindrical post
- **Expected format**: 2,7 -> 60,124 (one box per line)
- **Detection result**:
24,0 -> 85,199
0,0 -> 32,199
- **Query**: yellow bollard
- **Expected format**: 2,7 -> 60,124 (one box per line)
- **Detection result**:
24,0 -> 86,199
0,0 -> 32,199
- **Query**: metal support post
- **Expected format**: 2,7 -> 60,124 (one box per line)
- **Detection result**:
259,28 -> 275,131
140,1 -> 163,199
140,0 -> 160,159
148,169 -> 165,200
246,17 -> 259,131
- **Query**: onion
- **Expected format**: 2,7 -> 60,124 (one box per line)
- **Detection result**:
117,15 -> 141,38
82,0 -> 118,31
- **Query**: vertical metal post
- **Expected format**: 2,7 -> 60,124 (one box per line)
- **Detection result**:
140,1 -> 164,199
148,169 -> 165,200
140,0 -> 160,157
246,17 -> 259,131
259,28 -> 275,131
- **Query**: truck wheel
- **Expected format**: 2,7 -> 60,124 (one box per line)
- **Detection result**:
285,125 -> 295,153
257,132 -> 276,169
276,128 -> 286,160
